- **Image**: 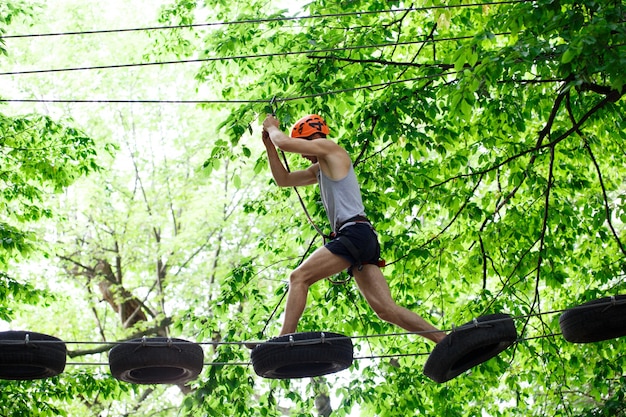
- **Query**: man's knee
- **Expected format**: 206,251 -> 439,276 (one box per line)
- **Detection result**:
289,268 -> 312,287
372,303 -> 397,323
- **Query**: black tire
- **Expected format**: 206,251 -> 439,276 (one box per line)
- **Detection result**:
109,337 -> 204,384
250,331 -> 353,379
423,314 -> 517,383
559,295 -> 626,343
0,330 -> 66,380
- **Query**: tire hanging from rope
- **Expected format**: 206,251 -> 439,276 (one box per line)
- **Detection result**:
559,295 -> 626,343
108,337 -> 204,384
423,313 -> 518,383
250,331 -> 353,379
3,296 -> 626,381
0,331 -> 66,380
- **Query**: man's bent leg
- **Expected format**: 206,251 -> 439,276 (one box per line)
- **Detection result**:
353,264 -> 446,343
279,246 -> 351,335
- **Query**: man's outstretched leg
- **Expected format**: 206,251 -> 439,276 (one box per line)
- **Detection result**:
279,246 -> 351,335
353,264 -> 446,343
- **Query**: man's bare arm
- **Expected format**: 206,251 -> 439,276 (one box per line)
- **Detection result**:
263,131 -> 318,187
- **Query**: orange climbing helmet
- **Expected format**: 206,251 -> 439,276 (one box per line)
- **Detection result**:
290,114 -> 330,139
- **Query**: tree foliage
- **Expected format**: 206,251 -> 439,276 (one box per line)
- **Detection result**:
0,4 -> 102,310
0,0 -> 625,416
0,2 -> 110,414
156,0 -> 626,415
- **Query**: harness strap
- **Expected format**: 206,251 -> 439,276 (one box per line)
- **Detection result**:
334,235 -> 365,272
328,216 -> 386,270
330,230 -> 386,270
336,215 -> 369,232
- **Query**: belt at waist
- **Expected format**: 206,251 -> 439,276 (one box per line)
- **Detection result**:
336,215 -> 371,232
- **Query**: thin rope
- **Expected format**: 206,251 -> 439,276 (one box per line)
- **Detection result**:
65,361 -> 252,367
61,332 -> 567,368
4,298 -> 622,348
0,33 -> 505,76
0,98 -> 269,104
0,76 -> 563,105
0,1 -> 531,40
0,71 -> 458,106
278,150 -> 327,239
354,352 -> 431,361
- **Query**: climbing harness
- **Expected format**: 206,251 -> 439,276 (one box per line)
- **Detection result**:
327,215 -> 387,272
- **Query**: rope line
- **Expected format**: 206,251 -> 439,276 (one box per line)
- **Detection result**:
0,98 -> 269,104
0,71 -> 458,105
0,33 -> 508,76
61,333 -> 565,368
0,1 -> 531,40
0,76 -> 562,110
65,361 -> 252,367
3,298 -> 622,348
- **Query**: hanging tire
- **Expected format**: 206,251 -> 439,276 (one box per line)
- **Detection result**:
559,295 -> 626,343
423,314 -> 517,383
250,331 -> 353,379
109,337 -> 204,384
0,330 -> 66,380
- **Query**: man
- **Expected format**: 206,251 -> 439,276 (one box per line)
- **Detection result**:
262,113 -> 445,343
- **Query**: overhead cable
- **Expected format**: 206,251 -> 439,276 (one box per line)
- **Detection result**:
0,75 -> 562,106
0,1 -> 531,40
0,34 -> 494,76
0,72 -> 458,105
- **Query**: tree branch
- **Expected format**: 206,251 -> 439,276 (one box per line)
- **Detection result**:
67,317 -> 174,358
477,83 -> 571,235
387,174 -> 484,266
584,143 -> 626,256
431,90 -> 617,189
354,115 -> 377,167
520,144 -> 556,341
307,54 -> 455,70
578,82 -> 624,102
434,175 -> 483,240
564,91 -> 626,257
479,234 -> 488,289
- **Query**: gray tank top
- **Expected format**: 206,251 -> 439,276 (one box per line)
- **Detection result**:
317,165 -> 366,232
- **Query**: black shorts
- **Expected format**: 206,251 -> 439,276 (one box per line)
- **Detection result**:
325,223 -> 381,275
